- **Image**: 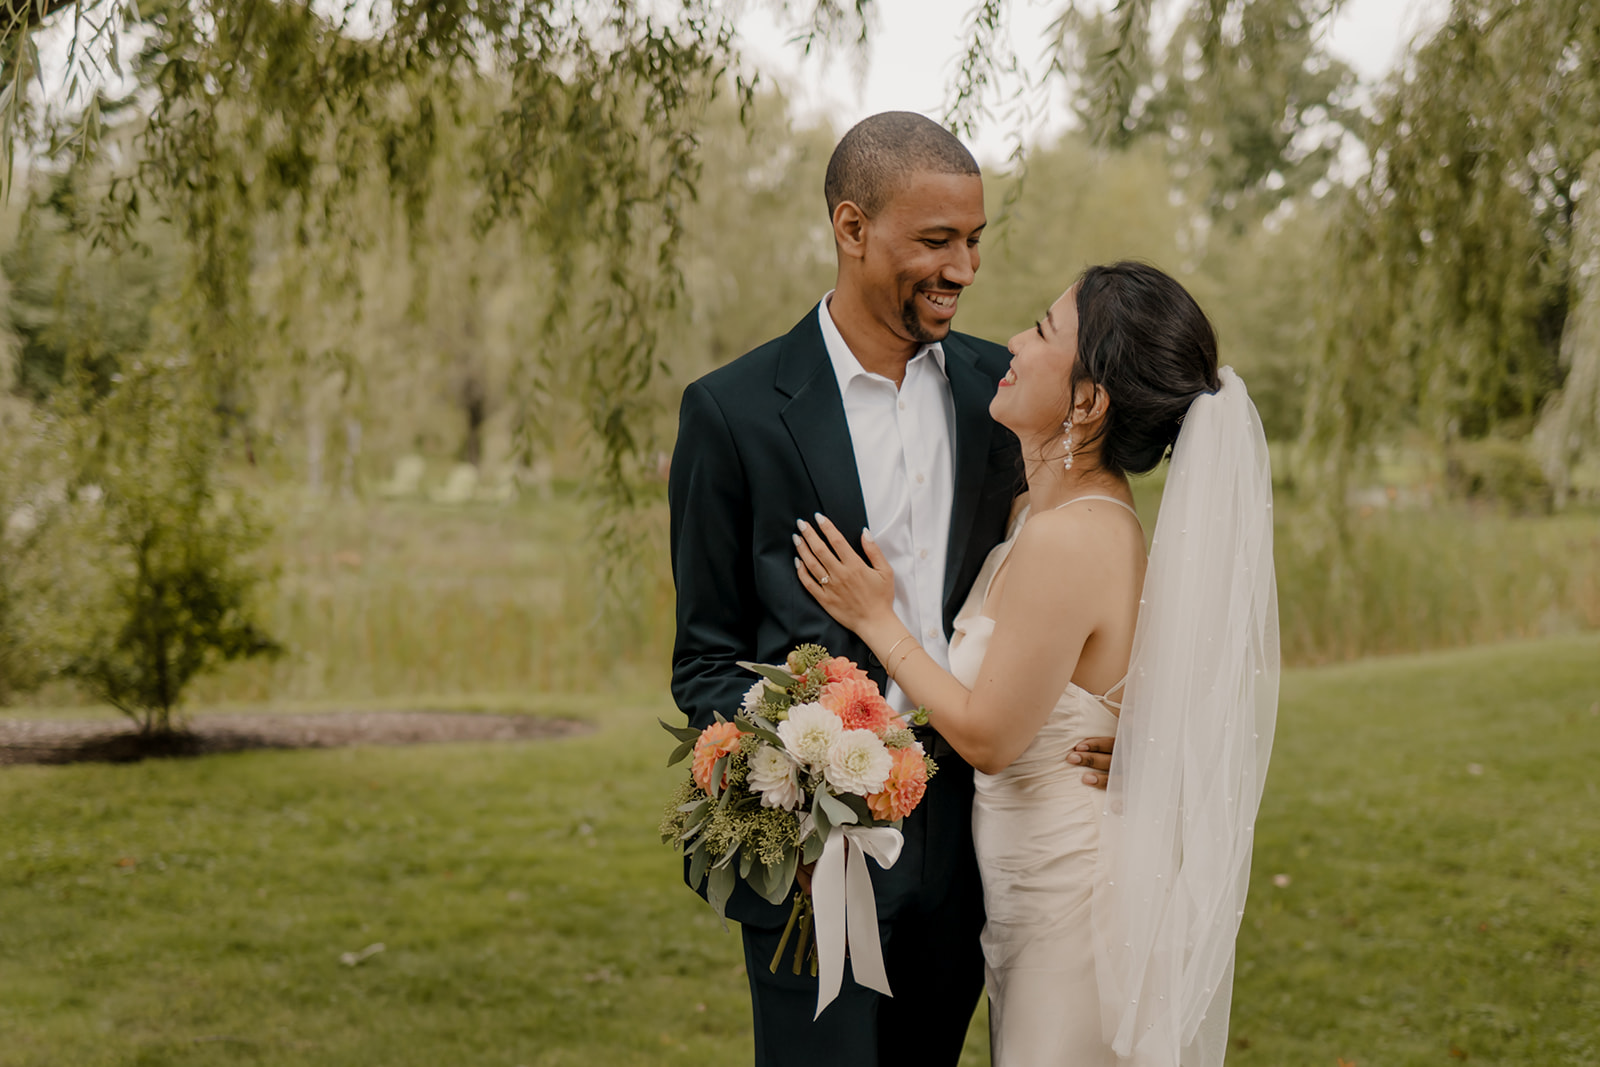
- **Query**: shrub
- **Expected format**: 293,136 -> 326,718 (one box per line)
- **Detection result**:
59,356 -> 281,734
1445,438 -> 1554,515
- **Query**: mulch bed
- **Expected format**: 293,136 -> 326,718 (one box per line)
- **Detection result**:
0,711 -> 593,766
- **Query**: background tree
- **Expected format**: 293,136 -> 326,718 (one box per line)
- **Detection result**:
1057,0 -> 1358,228
1304,0 -> 1600,504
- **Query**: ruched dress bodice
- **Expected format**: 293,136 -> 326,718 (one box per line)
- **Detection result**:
947,503 -> 1126,1066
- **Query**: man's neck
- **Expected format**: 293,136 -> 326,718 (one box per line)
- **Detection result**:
826,288 -> 919,386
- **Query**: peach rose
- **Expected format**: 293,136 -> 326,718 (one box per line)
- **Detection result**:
691,721 -> 745,793
866,747 -> 929,822
820,676 -> 896,736
820,656 -> 870,686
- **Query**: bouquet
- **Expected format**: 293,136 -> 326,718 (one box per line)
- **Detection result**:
660,643 -> 936,1016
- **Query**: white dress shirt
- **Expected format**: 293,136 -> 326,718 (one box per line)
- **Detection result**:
817,292 -> 957,712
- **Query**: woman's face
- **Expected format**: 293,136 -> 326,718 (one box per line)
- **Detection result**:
992,286 -> 1078,442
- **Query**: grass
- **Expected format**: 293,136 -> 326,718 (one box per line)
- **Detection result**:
4,633 -> 1597,1066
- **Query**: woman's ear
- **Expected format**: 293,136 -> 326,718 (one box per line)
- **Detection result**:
1072,380 -> 1107,426
1088,383 -> 1110,423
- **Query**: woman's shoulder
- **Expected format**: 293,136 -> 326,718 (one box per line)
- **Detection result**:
1008,498 -> 1143,574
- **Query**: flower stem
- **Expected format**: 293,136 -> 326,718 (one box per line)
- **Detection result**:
792,896 -> 814,976
769,889 -> 805,974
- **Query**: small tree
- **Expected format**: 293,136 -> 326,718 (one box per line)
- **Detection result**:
61,354 -> 279,735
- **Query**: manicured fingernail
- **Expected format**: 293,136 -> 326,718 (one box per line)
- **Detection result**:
814,512 -> 826,525
797,518 -> 810,531
862,528 -> 874,541
792,533 -> 802,547
1067,752 -> 1081,764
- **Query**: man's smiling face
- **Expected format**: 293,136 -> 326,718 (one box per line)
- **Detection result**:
858,170 -> 987,345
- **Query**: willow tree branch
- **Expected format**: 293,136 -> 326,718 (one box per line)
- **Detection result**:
3,0 -> 80,43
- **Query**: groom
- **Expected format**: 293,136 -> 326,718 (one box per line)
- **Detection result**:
669,113 -> 1103,1065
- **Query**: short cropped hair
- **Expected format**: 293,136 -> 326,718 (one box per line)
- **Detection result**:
824,111 -> 981,219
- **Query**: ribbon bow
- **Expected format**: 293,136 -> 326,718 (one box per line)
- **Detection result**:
811,822 -> 904,1019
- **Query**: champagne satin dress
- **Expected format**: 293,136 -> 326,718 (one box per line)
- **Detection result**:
947,499 -> 1136,1066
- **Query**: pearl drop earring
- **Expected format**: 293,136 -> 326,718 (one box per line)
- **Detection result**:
1062,418 -> 1075,471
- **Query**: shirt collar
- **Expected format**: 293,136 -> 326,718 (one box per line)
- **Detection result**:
817,290 -> 947,391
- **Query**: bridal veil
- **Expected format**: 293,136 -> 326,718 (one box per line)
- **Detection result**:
1092,366 -> 1280,1067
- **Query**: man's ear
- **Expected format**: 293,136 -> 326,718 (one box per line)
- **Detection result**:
832,201 -> 868,260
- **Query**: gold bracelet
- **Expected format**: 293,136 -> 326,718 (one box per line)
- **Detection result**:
888,640 -> 921,683
882,634 -> 915,679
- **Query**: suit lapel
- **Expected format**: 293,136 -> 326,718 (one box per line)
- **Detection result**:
942,338 -> 998,618
776,311 -> 871,539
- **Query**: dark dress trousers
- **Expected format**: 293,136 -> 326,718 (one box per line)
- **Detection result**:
668,306 -> 1023,1067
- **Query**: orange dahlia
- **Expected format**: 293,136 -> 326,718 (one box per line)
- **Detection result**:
691,721 -> 745,793
820,656 -> 870,686
866,746 -> 929,821
819,676 -> 896,736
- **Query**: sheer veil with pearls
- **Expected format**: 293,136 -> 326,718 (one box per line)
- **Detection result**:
1092,366 -> 1281,1066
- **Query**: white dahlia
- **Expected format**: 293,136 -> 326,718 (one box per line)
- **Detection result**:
747,744 -> 804,811
776,701 -> 842,773
741,680 -> 768,716
825,728 -> 895,796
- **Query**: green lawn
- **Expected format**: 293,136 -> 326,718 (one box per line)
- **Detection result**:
3,634 -> 1597,1066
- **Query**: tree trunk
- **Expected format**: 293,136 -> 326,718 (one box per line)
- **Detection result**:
1534,152 -> 1600,508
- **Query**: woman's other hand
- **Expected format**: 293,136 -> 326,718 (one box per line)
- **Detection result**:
793,513 -> 897,635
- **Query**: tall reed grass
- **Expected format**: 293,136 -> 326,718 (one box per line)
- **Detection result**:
184,493 -> 676,705
170,488 -> 1599,707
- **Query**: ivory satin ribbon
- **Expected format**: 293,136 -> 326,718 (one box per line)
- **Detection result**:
811,823 -> 904,1019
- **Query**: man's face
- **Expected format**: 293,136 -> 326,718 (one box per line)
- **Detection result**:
856,170 -> 986,345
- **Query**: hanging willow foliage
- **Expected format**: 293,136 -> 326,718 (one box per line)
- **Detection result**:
3,0 -> 778,595
1304,0 -> 1600,501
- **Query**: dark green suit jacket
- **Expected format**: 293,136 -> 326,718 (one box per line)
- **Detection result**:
668,305 -> 1023,928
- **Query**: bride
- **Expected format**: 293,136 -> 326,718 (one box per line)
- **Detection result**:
794,261 -> 1278,1066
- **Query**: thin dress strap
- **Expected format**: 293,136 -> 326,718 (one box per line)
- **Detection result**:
1095,674 -> 1130,711
1051,494 -> 1141,521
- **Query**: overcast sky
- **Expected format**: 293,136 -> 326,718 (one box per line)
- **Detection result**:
736,0 -> 1452,165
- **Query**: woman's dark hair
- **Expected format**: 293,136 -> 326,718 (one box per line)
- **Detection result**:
1069,261 -> 1221,478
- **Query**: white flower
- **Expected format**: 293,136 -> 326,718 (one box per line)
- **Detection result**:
747,744 -> 804,810
741,680 -> 768,716
776,702 -> 842,772
825,728 -> 895,796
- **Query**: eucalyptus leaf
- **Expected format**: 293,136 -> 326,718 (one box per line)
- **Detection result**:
733,716 -> 782,746
666,737 -> 696,766
810,792 -> 833,842
688,841 -> 711,888
768,847 -> 800,905
801,832 -> 825,865
738,661 -> 796,688
835,792 -> 873,824
816,787 -> 858,827
659,718 -> 702,743
706,862 -> 736,925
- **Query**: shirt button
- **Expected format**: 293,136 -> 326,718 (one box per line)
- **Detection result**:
925,627 -> 938,639
919,549 -> 929,560
898,400 -> 907,411
915,473 -> 926,484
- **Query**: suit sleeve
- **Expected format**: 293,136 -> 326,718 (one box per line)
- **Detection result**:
669,380 -> 760,731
